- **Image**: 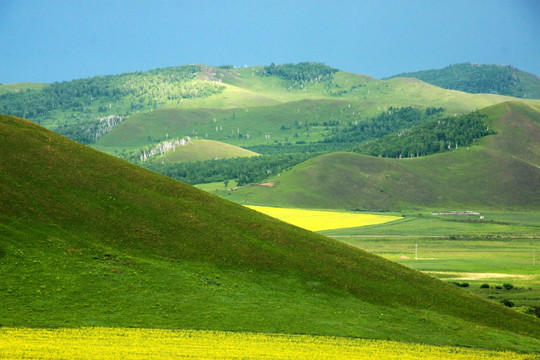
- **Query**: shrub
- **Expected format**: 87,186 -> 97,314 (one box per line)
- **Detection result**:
450,281 -> 469,288
480,283 -> 490,289
503,283 -> 514,290
502,299 -> 514,307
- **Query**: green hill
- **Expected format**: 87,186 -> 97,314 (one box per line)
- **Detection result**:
387,63 -> 540,99
156,139 -> 259,163
94,67 -> 536,155
2,63 -> 538,154
353,109 -> 494,158
0,82 -> 48,96
225,102 -> 540,211
1,114 -> 539,352
3,63 -> 540,189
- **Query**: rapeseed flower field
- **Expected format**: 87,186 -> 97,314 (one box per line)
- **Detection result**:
0,327 -> 532,360
245,205 -> 400,231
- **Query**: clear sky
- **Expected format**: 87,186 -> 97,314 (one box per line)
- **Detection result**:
1,0 -> 539,84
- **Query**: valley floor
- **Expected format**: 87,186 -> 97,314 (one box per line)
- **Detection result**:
322,211 -> 540,314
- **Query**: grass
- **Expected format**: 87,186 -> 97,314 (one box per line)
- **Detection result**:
1,114 -> 540,352
194,179 -> 239,192
0,82 -> 48,95
94,98 -> 369,153
156,139 -> 259,163
322,211 -> 540,238
322,211 -> 540,312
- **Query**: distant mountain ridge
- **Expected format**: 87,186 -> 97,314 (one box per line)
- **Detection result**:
387,63 -> 540,99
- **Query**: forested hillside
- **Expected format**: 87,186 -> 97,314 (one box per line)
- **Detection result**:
388,63 -> 540,99
354,110 -> 494,158
0,65 -> 224,143
257,62 -> 339,90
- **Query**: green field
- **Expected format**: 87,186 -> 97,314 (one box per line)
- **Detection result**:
322,211 -> 540,313
1,114 -> 540,353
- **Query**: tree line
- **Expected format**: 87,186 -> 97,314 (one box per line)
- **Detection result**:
0,65 -> 224,130
141,152 -> 320,186
354,110 -> 494,158
320,106 -> 445,144
388,63 -> 536,98
258,62 -> 338,90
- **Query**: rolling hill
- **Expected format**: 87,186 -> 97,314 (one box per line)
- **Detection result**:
93,66 -> 538,155
2,63 -> 538,155
0,82 -> 48,96
3,63 -> 540,191
387,63 -> 540,99
155,139 -> 259,163
224,102 -> 540,211
1,114 -> 539,352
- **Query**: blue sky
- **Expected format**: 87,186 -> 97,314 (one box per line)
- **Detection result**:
1,0 -> 539,83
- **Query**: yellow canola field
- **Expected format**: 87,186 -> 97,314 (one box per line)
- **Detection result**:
246,205 -> 400,231
0,327 -> 531,360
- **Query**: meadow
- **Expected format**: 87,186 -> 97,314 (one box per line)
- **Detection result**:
322,211 -> 540,312
1,327 -> 535,360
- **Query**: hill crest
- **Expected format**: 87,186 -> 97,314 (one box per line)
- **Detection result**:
387,63 -> 540,99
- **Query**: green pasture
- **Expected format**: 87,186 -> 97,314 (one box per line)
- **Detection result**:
323,211 -> 540,312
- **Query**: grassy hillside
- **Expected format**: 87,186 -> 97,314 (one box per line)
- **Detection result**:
2,63 -> 538,154
94,71 -> 535,154
1,114 -> 539,351
3,63 -> 540,189
156,139 -> 259,163
354,110 -> 494,158
387,63 -> 540,99
224,102 -> 540,211
0,82 -> 48,96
